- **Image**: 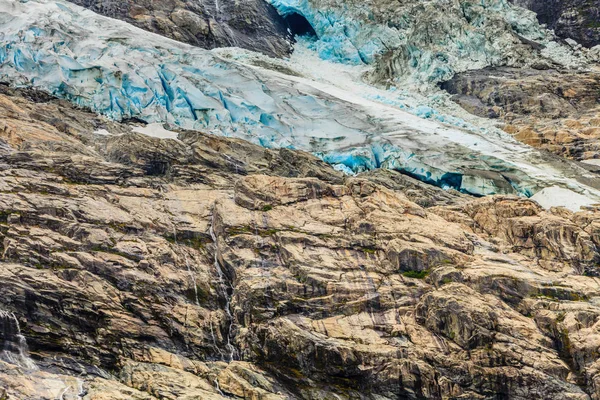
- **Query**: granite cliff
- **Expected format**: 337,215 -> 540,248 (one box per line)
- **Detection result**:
511,0 -> 600,48
63,0 -> 292,57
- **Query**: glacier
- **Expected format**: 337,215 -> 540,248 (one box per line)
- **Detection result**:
267,0 -> 589,85
267,0 -> 401,65
2,0 -> 600,205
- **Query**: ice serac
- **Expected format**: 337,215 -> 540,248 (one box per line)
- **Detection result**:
268,0 -> 401,65
2,0 -> 600,203
64,0 -> 293,57
267,0 -> 589,84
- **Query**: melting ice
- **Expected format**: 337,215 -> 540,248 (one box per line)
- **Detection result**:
1,0 -> 600,206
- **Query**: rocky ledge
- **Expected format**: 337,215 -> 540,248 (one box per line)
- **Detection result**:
3,84 -> 600,399
511,0 -> 600,48
441,67 -> 600,165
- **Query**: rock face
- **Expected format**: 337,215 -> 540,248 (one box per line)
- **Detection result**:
441,67 -> 600,162
64,0 -> 292,57
511,0 -> 600,48
4,84 -> 600,399
4,0 -> 600,398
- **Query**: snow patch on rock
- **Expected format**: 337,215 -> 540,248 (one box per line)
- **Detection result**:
582,159 -> 600,167
531,186 -> 599,212
132,123 -> 180,140
93,129 -> 112,136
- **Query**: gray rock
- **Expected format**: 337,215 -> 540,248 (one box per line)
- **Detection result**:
2,57 -> 600,400
440,67 -> 600,161
511,0 -> 600,47
65,0 -> 293,57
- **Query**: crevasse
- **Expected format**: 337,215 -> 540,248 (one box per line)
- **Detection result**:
267,0 -> 401,65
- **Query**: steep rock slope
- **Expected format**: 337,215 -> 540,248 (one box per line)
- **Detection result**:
3,0 -> 600,399
511,0 -> 600,48
64,0 -> 293,57
441,67 -> 600,164
4,82 -> 600,399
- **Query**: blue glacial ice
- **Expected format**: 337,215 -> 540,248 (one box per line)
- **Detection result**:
266,0 -> 587,86
267,0 -> 401,65
1,0 -> 600,204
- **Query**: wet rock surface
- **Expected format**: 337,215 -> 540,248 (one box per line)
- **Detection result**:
4,86 -> 600,399
64,0 -> 292,57
441,67 -> 600,162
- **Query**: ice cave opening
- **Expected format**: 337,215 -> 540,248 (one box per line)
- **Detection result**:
284,12 -> 317,39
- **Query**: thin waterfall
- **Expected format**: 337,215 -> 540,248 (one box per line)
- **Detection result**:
208,317 -> 222,359
210,0 -> 240,48
184,252 -> 200,306
171,219 -> 201,306
161,188 -> 228,361
209,211 -> 238,362
76,378 -> 85,399
58,386 -> 70,400
214,378 -> 226,396
58,379 -> 85,400
0,310 -> 37,371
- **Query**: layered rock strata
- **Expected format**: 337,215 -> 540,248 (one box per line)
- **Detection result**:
511,0 -> 600,48
3,84 -> 600,399
441,67 -> 600,163
64,0 -> 292,57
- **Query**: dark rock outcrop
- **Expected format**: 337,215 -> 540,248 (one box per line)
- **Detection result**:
511,0 -> 600,47
441,67 -> 600,162
65,0 -> 292,57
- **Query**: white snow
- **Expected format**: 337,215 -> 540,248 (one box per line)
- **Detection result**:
93,129 -> 112,136
132,123 -> 180,140
216,41 -> 600,200
531,186 -> 599,212
582,159 -> 600,166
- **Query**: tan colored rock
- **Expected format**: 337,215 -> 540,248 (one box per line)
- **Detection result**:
2,84 -> 600,399
443,68 -> 600,161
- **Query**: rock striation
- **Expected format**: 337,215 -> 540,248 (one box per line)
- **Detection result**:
4,82 -> 600,399
4,1 -> 600,398
441,67 -> 600,163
